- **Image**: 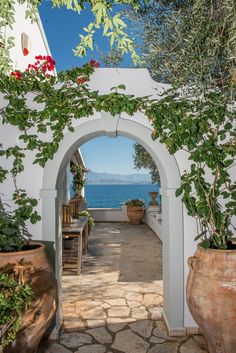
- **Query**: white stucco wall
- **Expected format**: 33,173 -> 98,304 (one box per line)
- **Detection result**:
5,2 -> 53,72
144,207 -> 163,241
89,206 -> 129,222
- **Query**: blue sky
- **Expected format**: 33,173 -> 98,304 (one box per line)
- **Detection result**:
80,136 -> 145,175
39,1 -> 146,175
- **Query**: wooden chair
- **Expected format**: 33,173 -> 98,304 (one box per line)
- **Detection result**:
68,199 -> 80,219
62,205 -> 71,228
62,203 -> 88,275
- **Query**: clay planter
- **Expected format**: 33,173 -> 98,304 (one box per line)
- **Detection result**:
63,237 -> 74,250
187,245 -> 236,353
126,206 -> 144,225
148,191 -> 158,206
0,242 -> 57,353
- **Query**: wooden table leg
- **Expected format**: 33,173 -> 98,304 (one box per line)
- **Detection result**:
83,223 -> 89,255
77,233 -> 82,275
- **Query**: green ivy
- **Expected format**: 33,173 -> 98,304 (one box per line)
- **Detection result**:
0,272 -> 34,348
0,58 -> 236,250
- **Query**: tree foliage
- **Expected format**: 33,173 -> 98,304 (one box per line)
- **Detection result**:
107,0 -> 236,248
133,143 -> 160,184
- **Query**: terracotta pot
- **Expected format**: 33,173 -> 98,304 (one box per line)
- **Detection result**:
148,191 -> 158,206
0,242 -> 57,353
126,206 -> 144,225
63,237 -> 74,250
187,245 -> 236,353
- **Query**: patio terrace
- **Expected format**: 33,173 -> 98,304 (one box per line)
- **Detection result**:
39,222 -> 208,353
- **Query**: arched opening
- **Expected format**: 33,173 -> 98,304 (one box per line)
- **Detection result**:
41,112 -> 184,335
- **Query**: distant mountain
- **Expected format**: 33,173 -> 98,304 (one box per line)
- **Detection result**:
86,171 -> 152,185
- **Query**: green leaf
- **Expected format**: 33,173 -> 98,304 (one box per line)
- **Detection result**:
175,188 -> 183,197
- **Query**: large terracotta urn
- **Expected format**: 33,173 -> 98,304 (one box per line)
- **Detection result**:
127,206 -> 145,225
187,245 -> 236,353
0,242 -> 57,353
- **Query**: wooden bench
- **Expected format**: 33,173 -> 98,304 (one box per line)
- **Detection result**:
62,207 -> 88,275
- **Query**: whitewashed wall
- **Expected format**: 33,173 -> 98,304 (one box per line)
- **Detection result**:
89,206 -> 129,222
89,206 -> 163,241
5,2 -> 52,72
144,207 -> 163,241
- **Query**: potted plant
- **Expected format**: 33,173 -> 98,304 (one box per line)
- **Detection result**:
78,210 -> 94,235
70,162 -> 90,200
183,166 -> 236,353
0,199 -> 57,353
125,199 -> 145,225
148,191 -> 158,206
168,92 -> 236,353
69,162 -> 90,218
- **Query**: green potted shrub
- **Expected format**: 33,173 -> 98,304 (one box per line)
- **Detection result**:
125,199 -> 145,225
0,199 -> 57,353
78,210 -> 94,235
70,162 -> 90,200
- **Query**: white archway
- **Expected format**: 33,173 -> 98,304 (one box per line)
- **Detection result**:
41,112 -> 184,335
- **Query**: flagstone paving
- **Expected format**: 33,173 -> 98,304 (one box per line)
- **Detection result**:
40,222 -> 208,353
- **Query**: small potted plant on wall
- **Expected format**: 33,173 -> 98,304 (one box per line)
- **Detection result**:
78,210 -> 94,235
0,199 -> 57,353
69,162 -> 90,218
70,162 -> 90,200
125,199 -> 145,225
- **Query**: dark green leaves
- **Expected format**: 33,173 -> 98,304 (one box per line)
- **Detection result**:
0,272 -> 34,347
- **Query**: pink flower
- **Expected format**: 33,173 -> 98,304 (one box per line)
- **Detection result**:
23,48 -> 29,56
76,77 -> 88,84
26,55 -> 56,75
90,60 -> 100,68
10,71 -> 22,80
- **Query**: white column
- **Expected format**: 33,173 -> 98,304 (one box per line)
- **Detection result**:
160,187 -> 185,335
40,188 -> 62,337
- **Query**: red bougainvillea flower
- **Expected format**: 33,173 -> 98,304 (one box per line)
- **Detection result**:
90,59 -> 100,68
10,71 -> 22,80
76,77 -> 88,84
26,55 -> 56,74
23,48 -> 29,56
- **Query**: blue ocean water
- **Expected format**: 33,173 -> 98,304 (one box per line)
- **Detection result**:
82,184 -> 160,208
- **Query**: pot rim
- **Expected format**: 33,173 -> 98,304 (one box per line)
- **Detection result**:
0,241 -> 45,256
197,244 -> 236,253
127,205 -> 145,209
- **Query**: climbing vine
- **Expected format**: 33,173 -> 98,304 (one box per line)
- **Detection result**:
0,1 -> 236,251
0,56 -> 146,251
1,54 -> 235,250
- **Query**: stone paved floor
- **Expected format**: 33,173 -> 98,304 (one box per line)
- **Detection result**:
40,222 -> 208,353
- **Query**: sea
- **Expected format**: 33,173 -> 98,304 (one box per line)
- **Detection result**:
79,184 -> 160,208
